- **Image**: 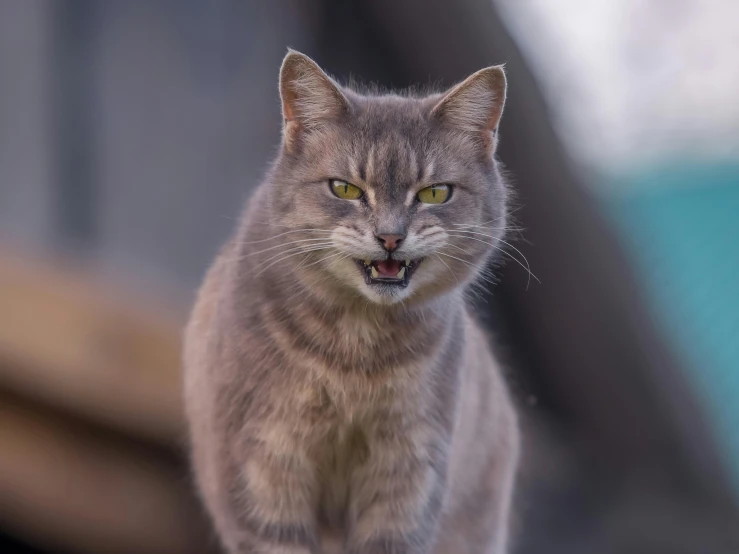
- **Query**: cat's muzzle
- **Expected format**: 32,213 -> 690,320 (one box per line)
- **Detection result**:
355,258 -> 423,287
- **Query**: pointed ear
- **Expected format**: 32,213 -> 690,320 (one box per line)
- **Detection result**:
431,65 -> 507,150
279,50 -> 349,149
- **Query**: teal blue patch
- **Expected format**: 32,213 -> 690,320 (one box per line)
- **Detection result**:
605,164 -> 739,494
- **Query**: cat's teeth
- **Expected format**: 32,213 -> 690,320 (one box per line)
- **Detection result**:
370,267 -> 379,278
405,259 -> 411,265
397,267 -> 406,279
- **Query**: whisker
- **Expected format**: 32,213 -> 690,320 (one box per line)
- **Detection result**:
443,242 -> 475,256
331,234 -> 366,250
252,245 -> 332,275
436,251 -> 496,285
223,241 -> 333,266
448,230 -> 533,273
300,251 -> 344,269
452,224 -> 515,231
448,234 -> 535,289
447,232 -> 539,289
256,244 -> 332,265
434,253 -> 460,285
451,206 -> 524,229
295,249 -> 349,270
252,221 -> 333,229
243,238 -> 335,257
452,225 -> 525,235
235,228 -> 334,245
441,248 -> 499,286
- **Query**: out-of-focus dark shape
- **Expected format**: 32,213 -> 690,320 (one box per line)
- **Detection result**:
0,394 -> 208,554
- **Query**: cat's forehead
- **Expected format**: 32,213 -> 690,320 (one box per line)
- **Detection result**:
352,93 -> 437,137
341,95 -> 442,189
345,132 -> 429,194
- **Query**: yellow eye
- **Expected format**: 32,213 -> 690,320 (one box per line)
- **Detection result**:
417,184 -> 451,204
330,179 -> 363,200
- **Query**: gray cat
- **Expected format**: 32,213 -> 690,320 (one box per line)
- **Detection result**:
184,50 -> 520,554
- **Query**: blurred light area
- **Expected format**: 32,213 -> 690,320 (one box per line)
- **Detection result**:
497,0 -> 739,492
496,0 -> 739,178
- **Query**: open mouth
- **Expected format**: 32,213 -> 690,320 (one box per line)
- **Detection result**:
355,258 -> 423,287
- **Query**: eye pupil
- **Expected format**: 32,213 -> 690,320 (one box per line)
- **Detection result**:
330,179 -> 363,200
417,184 -> 451,204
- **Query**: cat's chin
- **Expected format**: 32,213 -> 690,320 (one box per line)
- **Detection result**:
348,258 -> 422,305
361,283 -> 416,305
319,256 -> 450,306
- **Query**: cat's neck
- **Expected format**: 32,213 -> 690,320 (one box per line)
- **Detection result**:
229,253 -> 462,375
266,259 -> 459,329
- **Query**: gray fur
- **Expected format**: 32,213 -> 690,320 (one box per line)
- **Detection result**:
184,50 -> 520,554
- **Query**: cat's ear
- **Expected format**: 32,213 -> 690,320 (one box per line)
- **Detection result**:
431,65 -> 507,151
279,50 -> 349,150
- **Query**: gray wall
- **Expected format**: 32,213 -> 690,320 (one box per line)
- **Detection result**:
0,0 -> 311,295
0,1 -> 54,246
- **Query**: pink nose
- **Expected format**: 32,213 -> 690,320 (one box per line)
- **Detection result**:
375,234 -> 405,252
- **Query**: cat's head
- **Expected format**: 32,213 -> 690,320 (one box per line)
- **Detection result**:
266,50 -> 510,306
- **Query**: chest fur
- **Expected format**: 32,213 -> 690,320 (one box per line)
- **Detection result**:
291,367 -> 429,518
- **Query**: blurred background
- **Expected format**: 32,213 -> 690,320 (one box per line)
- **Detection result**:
1,1 -> 738,553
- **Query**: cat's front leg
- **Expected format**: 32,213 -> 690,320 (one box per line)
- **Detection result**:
217,446 -> 322,554
345,429 -> 447,554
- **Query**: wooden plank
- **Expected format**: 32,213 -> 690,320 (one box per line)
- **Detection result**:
0,394 -> 214,554
0,248 -> 186,444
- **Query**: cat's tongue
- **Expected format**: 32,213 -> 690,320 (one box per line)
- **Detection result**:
376,259 -> 402,277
